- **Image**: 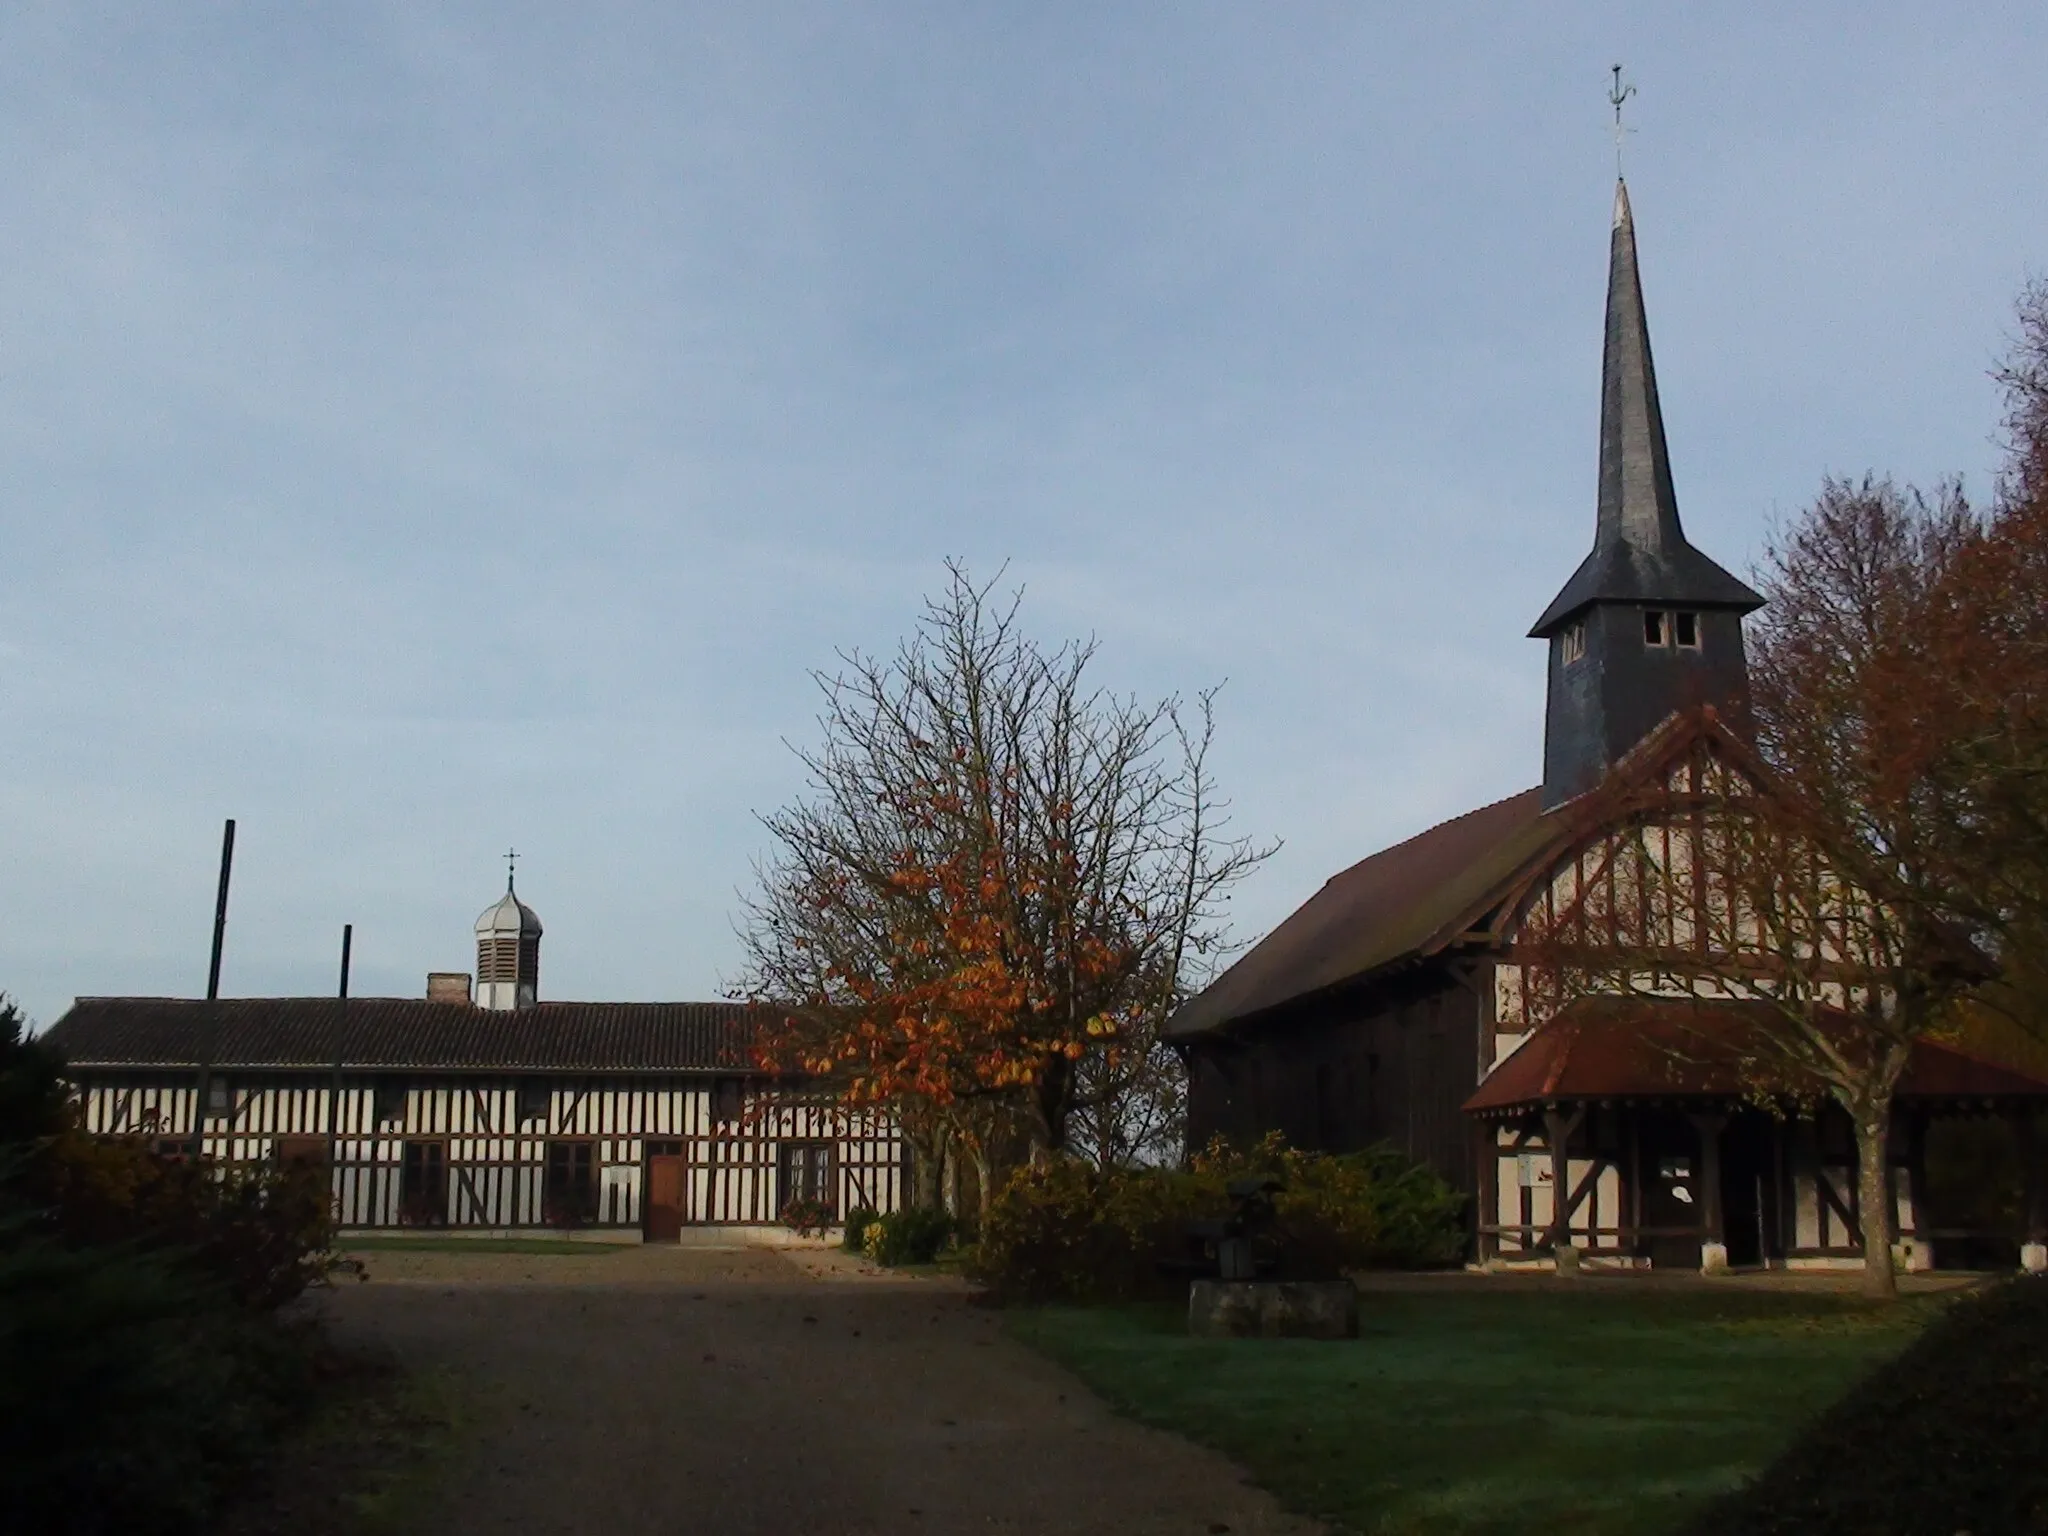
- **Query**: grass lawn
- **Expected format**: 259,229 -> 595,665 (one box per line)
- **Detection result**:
1007,1284 -> 1951,1536
337,1237 -> 636,1255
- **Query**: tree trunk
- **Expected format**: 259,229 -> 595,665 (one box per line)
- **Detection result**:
1853,1098 -> 1898,1300
910,1126 -> 944,1209
971,1144 -> 992,1233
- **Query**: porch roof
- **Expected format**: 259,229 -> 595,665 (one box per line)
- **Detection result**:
1463,996 -> 2048,1119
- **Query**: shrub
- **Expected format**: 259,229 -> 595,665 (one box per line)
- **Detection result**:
841,1205 -> 879,1251
971,1134 -> 1467,1302
970,1157 -> 1219,1302
0,1227 -> 319,1535
862,1206 -> 956,1266
1192,1133 -> 1469,1273
42,1131 -> 336,1311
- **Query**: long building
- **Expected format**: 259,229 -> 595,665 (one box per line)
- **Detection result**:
42,878 -> 905,1237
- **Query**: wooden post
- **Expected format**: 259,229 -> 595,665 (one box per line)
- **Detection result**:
1542,1105 -> 1584,1256
1690,1111 -> 1728,1272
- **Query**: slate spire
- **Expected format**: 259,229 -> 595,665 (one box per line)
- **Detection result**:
1533,180 -> 1765,808
1531,181 -> 1762,637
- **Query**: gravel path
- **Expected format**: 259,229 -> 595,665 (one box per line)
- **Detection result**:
326,1244 -> 1321,1536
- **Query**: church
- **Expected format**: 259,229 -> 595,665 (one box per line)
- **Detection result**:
1167,180 -> 2048,1273
43,877 -> 905,1237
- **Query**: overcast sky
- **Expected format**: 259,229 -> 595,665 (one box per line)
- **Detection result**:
4,5 -> 2044,1029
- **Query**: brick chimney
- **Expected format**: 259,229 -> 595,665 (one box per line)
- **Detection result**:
427,972 -> 474,1005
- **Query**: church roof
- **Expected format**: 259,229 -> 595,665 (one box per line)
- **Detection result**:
1463,996 -> 2048,1116
1529,181 -> 1762,637
42,996 -> 762,1074
1165,788 -> 1553,1039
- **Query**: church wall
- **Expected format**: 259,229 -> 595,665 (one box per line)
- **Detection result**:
1183,964 -> 1484,1200
69,1070 -> 905,1233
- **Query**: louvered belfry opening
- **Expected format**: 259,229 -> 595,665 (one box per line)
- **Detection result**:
477,936 -> 522,985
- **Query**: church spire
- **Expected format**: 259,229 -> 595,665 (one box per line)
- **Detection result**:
1597,180 -> 1685,557
1531,180 -> 1761,637
1531,179 -> 1765,809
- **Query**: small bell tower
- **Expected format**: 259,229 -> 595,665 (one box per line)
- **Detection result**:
475,851 -> 542,1011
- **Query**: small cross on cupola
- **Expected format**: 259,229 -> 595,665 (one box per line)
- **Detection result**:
475,856 -> 543,1011
1529,164 -> 1764,809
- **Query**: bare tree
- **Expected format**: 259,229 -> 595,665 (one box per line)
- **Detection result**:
738,563 -> 1274,1203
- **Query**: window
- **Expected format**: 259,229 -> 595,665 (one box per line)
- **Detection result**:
274,1135 -> 329,1170
1643,609 -> 1669,647
544,1139 -> 598,1226
400,1140 -> 448,1225
780,1141 -> 836,1220
711,1078 -> 745,1125
1674,610 -> 1700,649
204,1077 -> 231,1117
373,1079 -> 408,1125
1561,618 -> 1587,665
517,1080 -> 552,1124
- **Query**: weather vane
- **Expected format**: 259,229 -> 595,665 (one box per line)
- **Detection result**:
505,847 -> 520,890
1609,64 -> 1636,177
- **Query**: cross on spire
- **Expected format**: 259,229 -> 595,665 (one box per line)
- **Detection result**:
504,847 -> 520,891
1608,64 -> 1636,178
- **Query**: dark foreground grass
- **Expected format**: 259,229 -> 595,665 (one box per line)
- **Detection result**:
1689,1275 -> 2048,1533
1007,1284 -> 1951,1536
337,1237 -> 634,1255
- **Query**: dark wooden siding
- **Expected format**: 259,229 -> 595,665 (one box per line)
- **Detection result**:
1183,962 -> 1483,1197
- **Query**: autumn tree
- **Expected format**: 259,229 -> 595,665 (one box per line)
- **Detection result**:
739,563 -> 1273,1208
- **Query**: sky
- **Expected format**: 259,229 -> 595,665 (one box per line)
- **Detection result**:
4,4 -> 2045,1030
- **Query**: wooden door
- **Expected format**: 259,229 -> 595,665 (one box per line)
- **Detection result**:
645,1154 -> 685,1242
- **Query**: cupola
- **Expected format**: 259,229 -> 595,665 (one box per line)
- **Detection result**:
475,867 -> 542,1011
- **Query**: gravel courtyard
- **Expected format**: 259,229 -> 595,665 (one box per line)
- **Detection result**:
316,1242 -> 1322,1536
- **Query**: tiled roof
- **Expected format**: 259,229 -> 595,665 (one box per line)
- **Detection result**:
1463,996 -> 2048,1116
42,997 -> 766,1074
1166,788 -> 1554,1038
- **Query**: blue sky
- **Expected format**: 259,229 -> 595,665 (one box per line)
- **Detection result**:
4,4 -> 2044,1028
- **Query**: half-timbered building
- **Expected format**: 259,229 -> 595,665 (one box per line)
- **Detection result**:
1167,179 -> 2048,1272
43,880 -> 905,1238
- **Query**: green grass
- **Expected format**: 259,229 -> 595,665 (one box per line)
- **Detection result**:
1007,1286 -> 1951,1536
336,1237 -> 635,1255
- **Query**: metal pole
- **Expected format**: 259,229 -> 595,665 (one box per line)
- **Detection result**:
205,818 -> 236,1001
195,817 -> 235,1157
329,924 -> 351,1218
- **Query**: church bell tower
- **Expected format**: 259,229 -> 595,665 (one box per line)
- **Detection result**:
1530,181 -> 1764,809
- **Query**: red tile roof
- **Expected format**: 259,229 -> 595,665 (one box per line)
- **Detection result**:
1464,996 -> 2048,1116
43,997 -> 766,1074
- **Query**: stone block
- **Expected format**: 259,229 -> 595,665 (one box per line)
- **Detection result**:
2022,1242 -> 2047,1275
1700,1241 -> 1729,1275
1188,1280 -> 1358,1340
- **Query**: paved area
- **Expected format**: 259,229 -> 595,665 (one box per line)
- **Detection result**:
323,1243 -> 1320,1536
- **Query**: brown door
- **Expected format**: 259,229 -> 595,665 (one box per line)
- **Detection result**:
646,1154 -> 685,1242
